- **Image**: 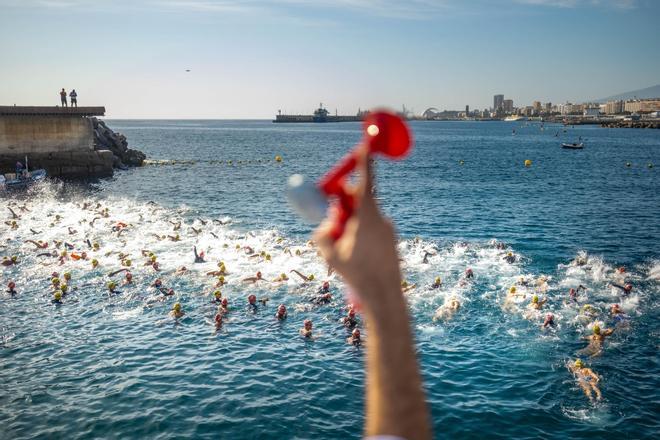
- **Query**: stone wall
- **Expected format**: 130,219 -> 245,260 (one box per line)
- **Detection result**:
0,115 -> 94,154
0,150 -> 114,177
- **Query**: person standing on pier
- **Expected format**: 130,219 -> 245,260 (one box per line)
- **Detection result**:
60,88 -> 67,107
69,89 -> 78,107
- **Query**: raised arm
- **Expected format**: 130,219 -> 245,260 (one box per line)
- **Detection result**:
314,146 -> 431,440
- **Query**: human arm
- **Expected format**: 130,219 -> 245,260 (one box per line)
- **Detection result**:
314,145 -> 431,439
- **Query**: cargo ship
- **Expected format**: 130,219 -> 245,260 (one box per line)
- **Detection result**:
273,104 -> 365,123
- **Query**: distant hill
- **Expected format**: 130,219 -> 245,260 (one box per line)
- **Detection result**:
596,84 -> 660,102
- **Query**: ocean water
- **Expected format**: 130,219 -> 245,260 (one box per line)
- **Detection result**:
1,120 -> 659,439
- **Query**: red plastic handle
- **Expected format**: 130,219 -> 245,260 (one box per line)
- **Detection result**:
317,110 -> 412,240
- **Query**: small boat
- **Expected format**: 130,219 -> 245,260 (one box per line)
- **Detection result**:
561,142 -> 584,149
0,169 -> 47,190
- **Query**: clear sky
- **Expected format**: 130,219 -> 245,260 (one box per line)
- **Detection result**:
1,0 -> 659,118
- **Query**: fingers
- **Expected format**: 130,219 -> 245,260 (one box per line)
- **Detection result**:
313,219 -> 338,268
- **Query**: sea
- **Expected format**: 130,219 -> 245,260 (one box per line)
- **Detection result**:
1,120 -> 659,439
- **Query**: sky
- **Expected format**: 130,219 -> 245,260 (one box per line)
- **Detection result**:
1,0 -> 659,118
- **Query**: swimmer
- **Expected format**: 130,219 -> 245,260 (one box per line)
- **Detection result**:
220,297 -> 229,314
272,273 -> 289,282
151,278 -> 163,288
581,325 -> 615,357
193,246 -> 205,263
610,304 -> 628,325
347,328 -> 362,346
541,313 -> 556,329
318,281 -> 330,294
24,239 -> 48,249
568,359 -> 602,402
170,302 -> 185,319
6,281 -> 17,296
343,309 -> 358,328
464,268 -> 474,279
214,311 -> 223,330
504,252 -> 516,264
290,269 -> 315,283
433,297 -> 461,321
568,285 -> 587,303
401,280 -> 417,294
108,268 -> 129,277
175,266 -> 188,275
167,234 -> 181,242
530,295 -> 547,310
207,262 -> 228,276
91,258 -> 99,269
1,256 -> 19,266
123,272 -> 133,286
247,294 -> 269,311
243,271 -> 263,283
211,290 -> 222,304
610,282 -> 633,296
311,292 -> 332,305
430,277 -> 442,290
275,304 -> 287,320
422,251 -> 436,264
214,276 -> 227,287
107,281 -> 121,294
300,319 -> 313,338
52,290 -> 63,304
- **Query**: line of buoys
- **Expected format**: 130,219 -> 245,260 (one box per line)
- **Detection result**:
143,158 -> 284,167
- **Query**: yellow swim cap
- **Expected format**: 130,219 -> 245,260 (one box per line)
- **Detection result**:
260,251 -> 266,257
214,290 -> 222,298
63,272 -> 71,280
509,286 -> 517,294
108,281 -> 116,290
435,277 -> 441,285
60,284 -> 68,293
91,259 -> 99,267
524,159 -> 532,167
123,259 -> 132,267
401,280 -> 408,288
61,250 -> 68,257
52,277 -> 60,285
174,302 -> 181,311
236,244 -> 240,249
532,295 -> 539,303
593,325 -> 601,335
574,359 -> 584,368
54,291 -> 63,300
93,242 -> 100,249
507,252 -> 513,257
295,250 -> 301,256
280,273 -> 288,280
218,276 -> 225,283
265,254 -> 271,261
308,274 -> 315,281
277,237 -> 283,244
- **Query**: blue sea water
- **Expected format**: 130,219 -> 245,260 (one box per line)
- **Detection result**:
1,120 -> 659,439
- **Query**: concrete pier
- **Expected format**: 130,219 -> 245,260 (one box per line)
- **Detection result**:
0,106 -> 115,178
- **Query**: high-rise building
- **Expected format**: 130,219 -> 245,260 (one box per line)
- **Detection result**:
465,105 -> 470,115
493,94 -> 504,111
605,100 -> 624,114
532,101 -> 542,112
503,99 -> 514,113
624,99 -> 660,113
544,102 -> 552,112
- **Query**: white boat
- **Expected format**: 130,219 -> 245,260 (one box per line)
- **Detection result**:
504,115 -> 526,122
561,142 -> 584,150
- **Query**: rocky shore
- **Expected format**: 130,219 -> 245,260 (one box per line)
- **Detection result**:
92,118 -> 146,168
601,120 -> 660,129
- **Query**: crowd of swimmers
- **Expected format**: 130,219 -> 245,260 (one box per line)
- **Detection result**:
1,202 -> 640,404
2,202 -> 365,348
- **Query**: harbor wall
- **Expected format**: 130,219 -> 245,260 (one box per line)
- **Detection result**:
0,115 -> 94,154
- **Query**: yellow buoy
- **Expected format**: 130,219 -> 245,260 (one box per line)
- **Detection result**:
524,159 -> 532,167
275,155 -> 283,163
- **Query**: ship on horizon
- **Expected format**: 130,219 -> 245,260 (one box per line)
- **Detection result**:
273,103 -> 366,123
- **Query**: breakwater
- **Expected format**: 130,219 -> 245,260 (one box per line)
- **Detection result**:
601,120 -> 660,129
0,106 -> 145,178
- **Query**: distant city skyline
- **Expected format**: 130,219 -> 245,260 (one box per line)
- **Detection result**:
1,0 -> 659,118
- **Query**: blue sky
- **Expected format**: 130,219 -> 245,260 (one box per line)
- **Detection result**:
1,0 -> 658,118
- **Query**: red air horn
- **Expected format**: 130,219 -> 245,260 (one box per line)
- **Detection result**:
287,109 -> 413,240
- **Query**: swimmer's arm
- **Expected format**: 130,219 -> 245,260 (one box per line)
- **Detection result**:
289,269 -> 309,282
603,328 -> 614,336
586,369 -> 599,382
107,268 -> 128,277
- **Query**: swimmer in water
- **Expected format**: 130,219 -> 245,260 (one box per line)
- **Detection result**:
247,294 -> 269,311
24,239 -> 49,249
422,251 -> 436,264
347,328 -> 362,346
7,281 -> 17,296
151,278 -> 163,288
214,276 -> 227,287
207,262 -> 228,277
300,319 -> 313,338
290,270 -> 315,283
243,271 -> 263,284
529,295 -> 547,310
193,246 -> 205,263
401,280 -> 417,294
220,297 -> 229,314
272,273 -> 289,283
108,268 -> 129,278
610,304 -> 628,325
541,313 -> 556,329
610,282 -> 633,296
214,311 -> 223,330
311,292 -> 332,305
211,290 -> 222,304
464,268 -> 474,279
433,296 -> 461,321
275,304 -> 287,320
568,359 -> 602,402
170,302 -> 185,319
2,256 -> 19,266
107,281 -> 121,294
317,281 -> 331,294
568,285 -> 587,303
52,290 -> 63,304
343,309 -> 358,328
430,277 -> 442,290
123,272 -> 133,286
581,325 -> 615,357
504,252 -> 516,264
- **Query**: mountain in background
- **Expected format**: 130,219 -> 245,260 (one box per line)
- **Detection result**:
595,84 -> 660,103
